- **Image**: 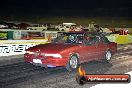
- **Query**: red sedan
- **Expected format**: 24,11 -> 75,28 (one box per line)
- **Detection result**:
24,32 -> 117,71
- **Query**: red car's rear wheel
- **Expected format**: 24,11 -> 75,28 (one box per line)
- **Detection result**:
105,50 -> 112,61
103,50 -> 112,63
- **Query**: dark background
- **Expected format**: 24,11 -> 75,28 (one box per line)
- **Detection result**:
0,0 -> 132,17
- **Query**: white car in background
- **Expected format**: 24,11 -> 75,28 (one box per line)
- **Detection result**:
0,24 -> 8,29
55,23 -> 77,31
27,24 -> 47,31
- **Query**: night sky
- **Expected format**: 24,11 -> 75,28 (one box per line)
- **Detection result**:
0,0 -> 132,17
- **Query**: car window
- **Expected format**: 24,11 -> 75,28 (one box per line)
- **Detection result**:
66,26 -> 69,28
84,34 -> 97,45
67,34 -> 83,44
95,36 -> 102,43
52,33 -> 84,44
100,34 -> 110,44
67,35 -> 76,43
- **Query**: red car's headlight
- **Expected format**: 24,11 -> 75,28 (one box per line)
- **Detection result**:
44,54 -> 62,58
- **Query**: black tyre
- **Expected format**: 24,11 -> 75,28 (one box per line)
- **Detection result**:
66,55 -> 79,71
76,75 -> 87,85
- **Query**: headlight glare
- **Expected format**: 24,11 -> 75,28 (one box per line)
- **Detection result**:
26,51 -> 34,54
45,54 -> 62,58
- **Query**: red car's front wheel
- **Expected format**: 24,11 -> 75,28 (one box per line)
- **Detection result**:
66,54 -> 79,71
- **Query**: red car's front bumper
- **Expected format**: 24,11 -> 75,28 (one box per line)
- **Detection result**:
24,53 -> 68,67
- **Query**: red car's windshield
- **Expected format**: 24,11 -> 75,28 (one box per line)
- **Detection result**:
52,33 -> 84,44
